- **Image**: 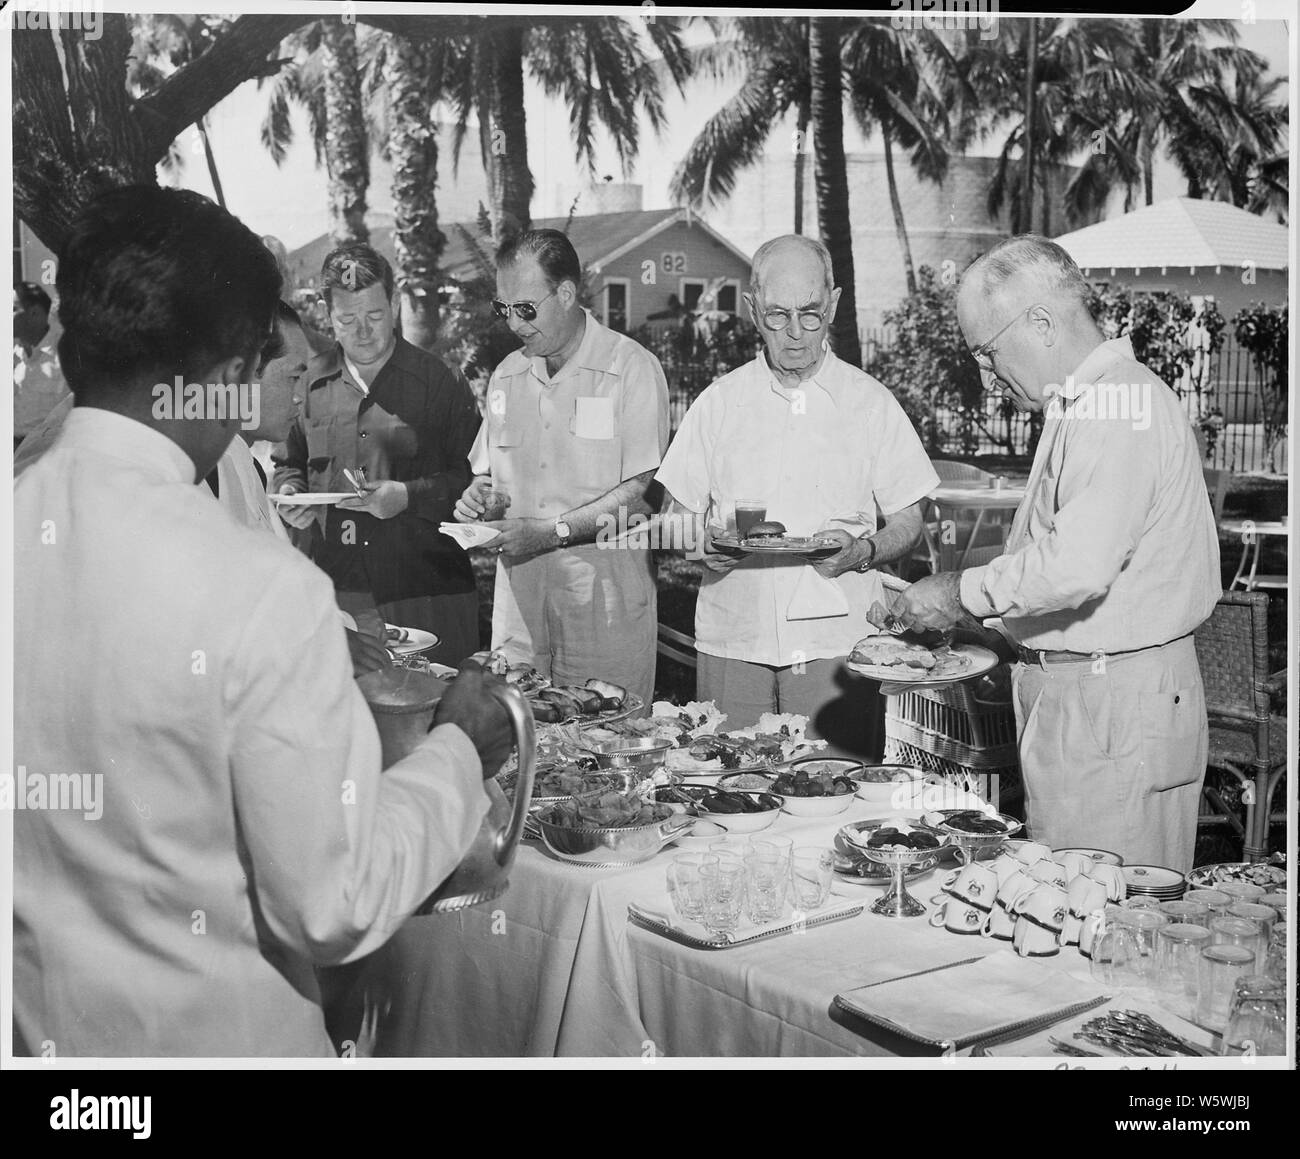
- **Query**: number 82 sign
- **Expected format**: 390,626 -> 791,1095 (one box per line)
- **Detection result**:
660,252 -> 687,274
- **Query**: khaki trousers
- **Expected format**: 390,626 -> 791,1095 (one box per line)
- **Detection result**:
1012,635 -> 1207,874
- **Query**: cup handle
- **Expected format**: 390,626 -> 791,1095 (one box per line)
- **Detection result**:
941,870 -> 958,890
981,912 -> 996,937
928,906 -> 946,928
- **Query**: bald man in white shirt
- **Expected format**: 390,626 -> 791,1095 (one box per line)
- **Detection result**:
891,236 -> 1221,872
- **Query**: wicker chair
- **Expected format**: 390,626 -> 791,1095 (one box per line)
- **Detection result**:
884,672 -> 1023,816
1192,590 -> 1287,862
917,460 -> 1013,574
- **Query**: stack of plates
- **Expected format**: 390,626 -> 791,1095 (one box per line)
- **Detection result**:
1123,864 -> 1186,901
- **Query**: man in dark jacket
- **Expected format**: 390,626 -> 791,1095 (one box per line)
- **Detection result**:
274,244 -> 481,665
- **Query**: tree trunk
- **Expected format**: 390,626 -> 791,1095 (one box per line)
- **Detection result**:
809,17 -> 861,368
13,14 -> 304,253
881,120 -> 916,296
1019,17 -> 1038,236
481,26 -> 533,249
321,20 -> 369,245
197,120 -> 226,209
794,98 -> 810,236
388,34 -> 444,350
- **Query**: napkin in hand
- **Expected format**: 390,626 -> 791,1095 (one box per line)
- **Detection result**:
439,522 -> 501,551
786,569 -> 850,621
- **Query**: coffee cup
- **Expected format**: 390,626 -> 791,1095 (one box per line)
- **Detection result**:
1011,884 -> 1068,957
982,899 -> 1020,941
1011,841 -> 1052,867
941,863 -> 998,909
1062,876 -> 1109,946
1086,862 -> 1127,902
1027,858 -> 1069,890
1054,850 -> 1095,882
929,897 -> 987,935
996,868 -> 1037,911
987,852 -> 1024,889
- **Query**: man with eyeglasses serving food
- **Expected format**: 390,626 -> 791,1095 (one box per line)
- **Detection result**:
655,234 -> 937,750
889,235 -> 1220,873
454,229 -> 670,710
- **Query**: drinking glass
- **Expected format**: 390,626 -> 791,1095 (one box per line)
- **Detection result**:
700,862 -> 747,936
1264,924 -> 1287,983
1158,899 -> 1211,927
1220,976 -> 1286,1056
790,847 -> 835,911
1090,921 -> 1146,990
751,835 -> 794,872
480,481 -> 511,522
707,840 -> 748,872
1195,944 -> 1256,1034
667,853 -> 717,923
1115,907 -> 1168,964
1217,881 -> 1266,904
745,851 -> 789,924
1184,888 -> 1232,917
1210,915 -> 1267,973
1227,901 -> 1278,942
735,500 -> 767,537
1154,923 -> 1212,1021
1258,893 -> 1288,920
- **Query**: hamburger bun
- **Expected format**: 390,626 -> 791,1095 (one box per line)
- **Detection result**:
745,520 -> 787,541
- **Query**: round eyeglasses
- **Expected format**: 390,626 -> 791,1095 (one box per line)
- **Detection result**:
757,305 -> 828,333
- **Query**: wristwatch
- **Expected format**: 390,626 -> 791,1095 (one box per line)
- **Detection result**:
855,537 -> 878,573
554,518 -> 572,547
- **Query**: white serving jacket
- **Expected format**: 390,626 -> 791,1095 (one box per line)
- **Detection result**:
13,409 -> 489,1057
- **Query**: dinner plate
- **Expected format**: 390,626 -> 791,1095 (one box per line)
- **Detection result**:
384,625 -> 440,657
845,643 -> 998,686
710,533 -> 842,557
267,492 -> 357,506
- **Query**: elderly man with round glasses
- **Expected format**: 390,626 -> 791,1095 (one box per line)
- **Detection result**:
655,234 -> 937,750
890,235 -> 1221,872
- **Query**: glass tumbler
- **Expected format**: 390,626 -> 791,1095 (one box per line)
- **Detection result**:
1264,924 -> 1287,983
700,862 -> 747,936
1258,893 -> 1288,921
1115,907 -> 1169,965
790,847 -> 835,912
1154,923 -> 1212,1021
1196,944 -> 1256,1034
1183,888 -> 1232,917
1090,921 -> 1146,990
1221,976 -> 1286,1057
1227,901 -> 1278,939
1159,899 -> 1211,927
667,853 -> 717,923
1217,881 -> 1266,904
1210,915 -> 1267,973
744,851 -> 789,924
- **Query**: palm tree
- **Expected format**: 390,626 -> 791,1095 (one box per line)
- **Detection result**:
440,16 -> 692,248
668,19 -> 812,234
842,20 -> 967,295
808,17 -> 860,366
320,20 -> 369,244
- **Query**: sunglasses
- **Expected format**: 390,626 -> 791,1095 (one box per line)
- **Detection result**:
491,289 -> 556,322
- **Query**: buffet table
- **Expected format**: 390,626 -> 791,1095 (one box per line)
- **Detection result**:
338,796 -> 1210,1059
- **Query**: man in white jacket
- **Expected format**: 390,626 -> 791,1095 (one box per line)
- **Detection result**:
13,186 -> 511,1057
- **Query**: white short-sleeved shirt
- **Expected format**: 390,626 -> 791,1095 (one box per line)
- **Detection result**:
468,309 -> 670,520
656,349 -> 939,665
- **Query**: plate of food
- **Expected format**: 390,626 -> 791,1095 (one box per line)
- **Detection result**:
383,624 -> 440,657
532,791 -> 694,866
846,633 -> 997,686
1186,861 -> 1287,890
267,491 -> 358,506
766,758 -> 862,816
712,521 -> 842,557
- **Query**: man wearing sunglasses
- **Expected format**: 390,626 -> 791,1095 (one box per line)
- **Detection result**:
454,229 -> 670,709
889,235 -> 1220,873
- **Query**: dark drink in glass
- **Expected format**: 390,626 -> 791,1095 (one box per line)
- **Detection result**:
735,501 -> 767,537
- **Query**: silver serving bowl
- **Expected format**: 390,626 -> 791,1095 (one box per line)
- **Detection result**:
589,737 -> 675,774
533,801 -> 694,866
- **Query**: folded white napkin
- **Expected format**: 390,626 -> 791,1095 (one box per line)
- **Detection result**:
439,522 -> 501,550
786,568 -> 850,621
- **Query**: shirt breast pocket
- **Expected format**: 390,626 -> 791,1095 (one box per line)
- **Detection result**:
567,406 -> 620,491
304,415 -> 341,485
573,396 -> 616,440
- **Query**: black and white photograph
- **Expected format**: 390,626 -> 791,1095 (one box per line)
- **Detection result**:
3,0 -> 1295,1094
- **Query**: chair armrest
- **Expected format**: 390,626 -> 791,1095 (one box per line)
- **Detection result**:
1263,668 -> 1287,697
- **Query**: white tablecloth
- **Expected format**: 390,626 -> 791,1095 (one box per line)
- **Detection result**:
338,798 -> 1199,1058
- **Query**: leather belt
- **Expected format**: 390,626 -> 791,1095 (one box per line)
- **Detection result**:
1015,633 -> 1191,670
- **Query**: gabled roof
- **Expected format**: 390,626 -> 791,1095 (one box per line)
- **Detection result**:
1054,198 -> 1289,272
288,208 -> 751,285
